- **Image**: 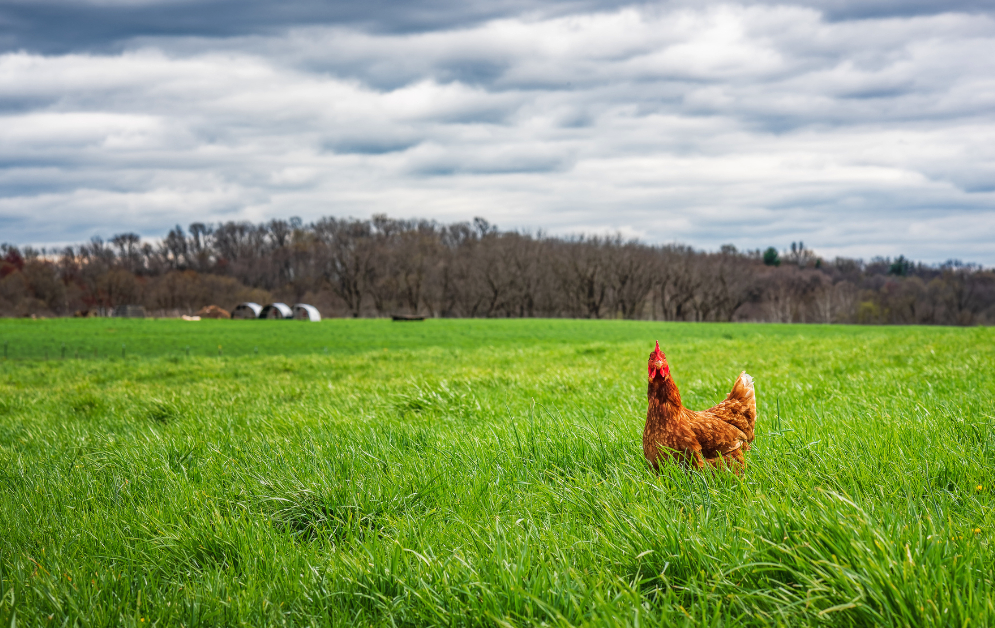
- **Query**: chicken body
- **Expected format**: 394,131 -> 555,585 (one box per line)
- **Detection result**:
643,342 -> 756,473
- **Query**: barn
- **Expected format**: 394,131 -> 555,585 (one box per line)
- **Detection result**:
260,303 -> 293,319
231,302 -> 262,319
293,304 -> 321,321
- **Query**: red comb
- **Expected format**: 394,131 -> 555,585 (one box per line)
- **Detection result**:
652,340 -> 664,360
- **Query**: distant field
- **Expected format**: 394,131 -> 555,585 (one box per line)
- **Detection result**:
0,316 -> 887,359
1,320 -> 993,626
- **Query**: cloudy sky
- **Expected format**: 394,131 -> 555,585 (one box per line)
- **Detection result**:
1,0 -> 994,263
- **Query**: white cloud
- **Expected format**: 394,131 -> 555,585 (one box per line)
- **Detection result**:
1,3 -> 994,263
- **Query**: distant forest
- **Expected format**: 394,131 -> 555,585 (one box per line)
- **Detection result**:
2,215 -> 993,325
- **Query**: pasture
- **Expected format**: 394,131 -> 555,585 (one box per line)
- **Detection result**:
1,319 -> 993,626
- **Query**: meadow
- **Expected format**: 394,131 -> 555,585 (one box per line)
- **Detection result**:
1,318 -> 993,627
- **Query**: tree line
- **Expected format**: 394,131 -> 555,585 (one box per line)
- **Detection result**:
2,215 -> 993,325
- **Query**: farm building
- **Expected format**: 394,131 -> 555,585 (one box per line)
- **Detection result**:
260,303 -> 293,319
231,303 -> 262,319
293,304 -> 321,321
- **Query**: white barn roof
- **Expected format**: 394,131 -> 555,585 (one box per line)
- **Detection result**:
232,302 -> 262,318
293,303 -> 321,321
260,302 -> 293,319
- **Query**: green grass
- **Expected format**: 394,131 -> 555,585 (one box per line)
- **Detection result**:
0,317 -> 880,359
1,319 -> 993,626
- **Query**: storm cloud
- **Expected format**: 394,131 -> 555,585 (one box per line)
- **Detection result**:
2,0 -> 994,262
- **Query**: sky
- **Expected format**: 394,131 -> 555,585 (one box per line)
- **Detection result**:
1,0 -> 994,264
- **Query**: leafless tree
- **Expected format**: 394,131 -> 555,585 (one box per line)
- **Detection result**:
811,280 -> 856,323
2,214 -> 993,324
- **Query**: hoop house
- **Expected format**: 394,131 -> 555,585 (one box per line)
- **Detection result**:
293,304 -> 321,321
231,302 -> 262,319
260,303 -> 293,319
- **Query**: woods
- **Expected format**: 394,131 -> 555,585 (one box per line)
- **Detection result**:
2,215 -> 994,324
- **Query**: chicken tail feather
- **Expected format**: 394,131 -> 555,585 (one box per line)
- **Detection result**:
726,371 -> 755,402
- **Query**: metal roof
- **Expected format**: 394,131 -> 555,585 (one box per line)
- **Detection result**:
260,302 -> 293,319
293,303 -> 321,321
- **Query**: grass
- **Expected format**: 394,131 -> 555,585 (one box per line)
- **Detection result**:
0,317 -> 881,359
1,319 -> 993,626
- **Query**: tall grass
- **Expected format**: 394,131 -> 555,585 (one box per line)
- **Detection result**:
1,321 -> 993,626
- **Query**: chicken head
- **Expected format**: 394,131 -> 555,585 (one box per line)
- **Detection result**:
647,340 -> 671,381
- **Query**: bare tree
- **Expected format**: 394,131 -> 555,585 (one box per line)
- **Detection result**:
609,242 -> 655,319
3,213 -> 992,324
655,245 -> 701,321
811,280 -> 857,323
554,236 -> 615,319
313,218 -> 376,317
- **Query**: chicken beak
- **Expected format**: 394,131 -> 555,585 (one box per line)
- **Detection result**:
648,360 -> 665,380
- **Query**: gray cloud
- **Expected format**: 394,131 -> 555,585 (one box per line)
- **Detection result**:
1,1 -> 994,263
0,0 -> 638,53
3,0 -> 993,53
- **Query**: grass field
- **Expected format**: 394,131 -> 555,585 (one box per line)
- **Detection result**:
1,319 -> 993,626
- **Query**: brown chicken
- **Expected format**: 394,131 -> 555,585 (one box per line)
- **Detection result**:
643,341 -> 756,473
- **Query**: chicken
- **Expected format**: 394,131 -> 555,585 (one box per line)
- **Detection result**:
643,341 -> 756,473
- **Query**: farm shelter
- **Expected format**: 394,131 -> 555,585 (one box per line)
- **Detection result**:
231,302 -> 262,319
293,304 -> 321,321
260,303 -> 293,319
